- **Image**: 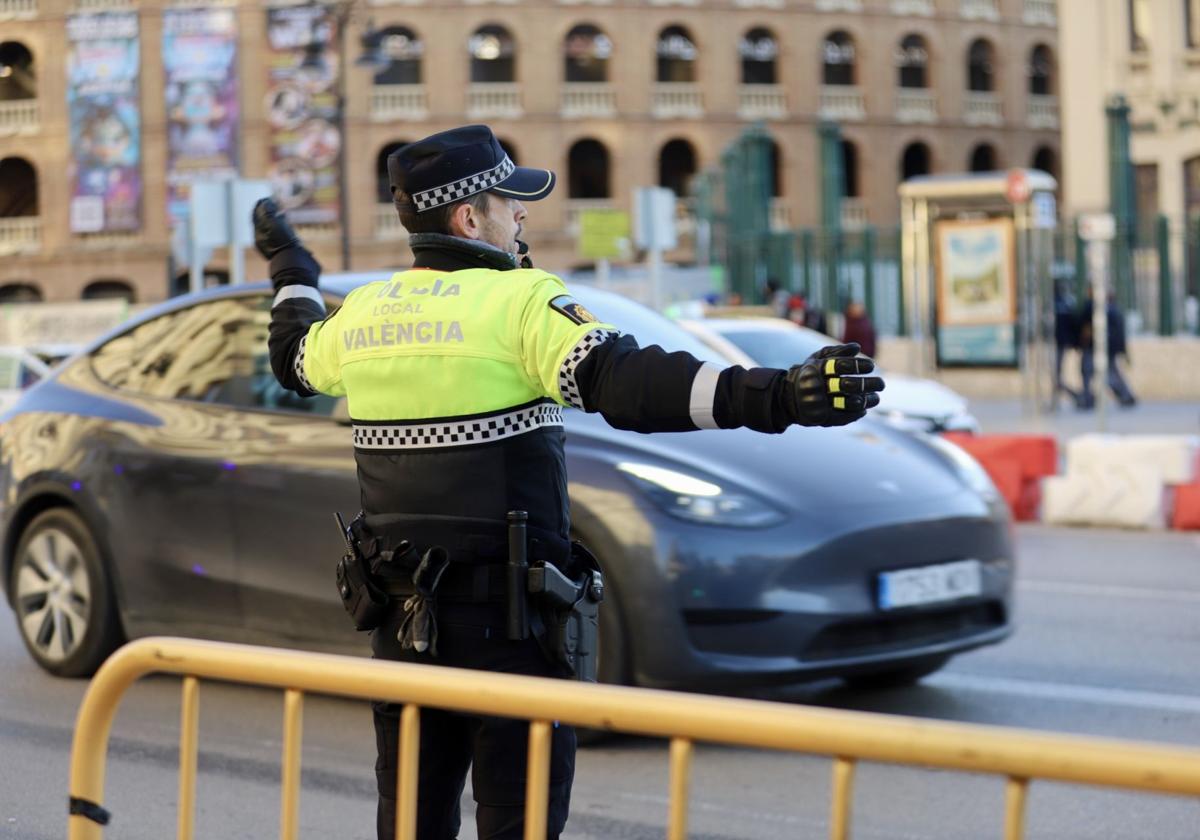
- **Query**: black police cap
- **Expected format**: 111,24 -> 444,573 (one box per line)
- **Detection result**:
387,125 -> 556,213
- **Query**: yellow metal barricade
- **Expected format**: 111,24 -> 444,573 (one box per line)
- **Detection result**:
68,637 -> 1200,840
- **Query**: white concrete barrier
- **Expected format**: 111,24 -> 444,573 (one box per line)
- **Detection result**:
1064,435 -> 1199,485
1042,463 -> 1169,530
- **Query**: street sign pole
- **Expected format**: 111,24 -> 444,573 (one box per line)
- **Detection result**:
228,183 -> 246,288
596,258 -> 610,290
634,187 -> 677,311
1079,212 -> 1116,432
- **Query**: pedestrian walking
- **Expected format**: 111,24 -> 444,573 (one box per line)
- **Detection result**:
1052,281 -> 1080,409
254,124 -> 885,840
1078,288 -> 1137,409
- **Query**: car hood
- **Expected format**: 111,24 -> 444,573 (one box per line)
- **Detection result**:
878,374 -> 970,421
565,410 -> 975,516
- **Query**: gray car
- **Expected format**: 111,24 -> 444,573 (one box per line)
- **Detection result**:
1,278 -> 1014,691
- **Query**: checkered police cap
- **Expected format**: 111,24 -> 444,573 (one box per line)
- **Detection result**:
387,125 -> 556,213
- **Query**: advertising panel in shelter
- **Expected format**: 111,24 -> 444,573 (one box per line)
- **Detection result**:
67,11 -> 142,234
163,7 -> 240,228
934,218 -> 1019,367
264,5 -> 342,226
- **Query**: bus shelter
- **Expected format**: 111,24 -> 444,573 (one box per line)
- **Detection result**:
899,170 -> 1058,416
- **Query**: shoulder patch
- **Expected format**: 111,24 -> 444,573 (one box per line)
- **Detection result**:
549,294 -> 598,326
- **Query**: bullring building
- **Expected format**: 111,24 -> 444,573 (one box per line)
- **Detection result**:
0,0 -> 1059,303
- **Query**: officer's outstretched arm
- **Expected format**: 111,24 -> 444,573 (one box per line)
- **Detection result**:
574,337 -> 883,431
524,285 -> 883,433
254,198 -> 343,397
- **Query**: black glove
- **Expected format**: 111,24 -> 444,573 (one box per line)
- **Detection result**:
779,343 -> 884,427
252,197 -> 321,292
253,197 -> 300,259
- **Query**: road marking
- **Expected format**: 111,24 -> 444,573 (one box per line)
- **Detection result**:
929,672 -> 1200,715
611,792 -> 927,840
1019,579 -> 1200,604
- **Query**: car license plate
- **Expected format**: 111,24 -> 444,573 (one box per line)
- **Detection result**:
877,559 -> 982,610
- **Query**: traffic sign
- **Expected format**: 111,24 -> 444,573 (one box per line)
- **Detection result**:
578,209 -> 630,260
634,187 -> 678,252
1005,169 -> 1031,204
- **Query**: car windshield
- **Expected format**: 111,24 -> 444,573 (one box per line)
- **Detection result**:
715,327 -> 830,369
570,285 -> 728,364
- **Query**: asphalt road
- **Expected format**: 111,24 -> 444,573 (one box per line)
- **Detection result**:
2,525 -> 1199,840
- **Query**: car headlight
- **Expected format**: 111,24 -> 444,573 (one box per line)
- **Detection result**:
922,434 -> 1001,501
615,462 -> 786,528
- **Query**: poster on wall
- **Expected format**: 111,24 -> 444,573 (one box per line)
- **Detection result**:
163,7 -> 240,229
264,5 -> 342,226
934,218 -> 1018,367
66,11 -> 142,234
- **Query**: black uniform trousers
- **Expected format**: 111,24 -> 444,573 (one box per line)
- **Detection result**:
371,601 -> 576,840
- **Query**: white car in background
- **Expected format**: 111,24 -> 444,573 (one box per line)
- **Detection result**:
679,317 -> 980,434
0,347 -> 52,414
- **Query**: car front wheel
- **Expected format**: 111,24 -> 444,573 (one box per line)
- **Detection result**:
11,508 -> 122,677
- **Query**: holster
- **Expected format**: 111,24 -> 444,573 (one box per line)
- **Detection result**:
334,512 -> 417,632
529,541 -> 605,682
335,546 -> 389,633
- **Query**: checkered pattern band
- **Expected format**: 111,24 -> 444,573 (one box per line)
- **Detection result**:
353,402 -> 563,450
558,328 -> 619,409
412,157 -> 516,212
293,334 -> 315,394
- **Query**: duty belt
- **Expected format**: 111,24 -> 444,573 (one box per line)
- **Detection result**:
351,512 -> 571,602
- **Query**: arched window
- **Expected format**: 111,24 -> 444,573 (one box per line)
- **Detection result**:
564,24 -> 611,84
1029,44 -> 1054,96
373,27 -> 423,85
497,137 -> 519,165
0,282 -> 42,303
740,28 -> 778,85
0,157 -> 38,216
841,140 -> 859,197
0,42 -> 35,101
82,279 -> 135,302
470,24 -> 516,83
656,25 -> 697,83
967,39 -> 995,92
568,138 -> 610,198
969,143 -> 998,172
896,34 -> 929,89
1032,145 -> 1057,180
376,141 -> 410,204
659,138 -> 697,198
900,141 -> 931,181
823,31 -> 856,86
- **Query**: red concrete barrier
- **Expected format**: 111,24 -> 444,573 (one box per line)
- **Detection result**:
1171,484 -> 1200,531
941,433 -> 1058,522
941,433 -> 1058,480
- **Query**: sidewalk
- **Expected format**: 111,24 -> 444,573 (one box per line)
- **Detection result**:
969,398 -> 1198,442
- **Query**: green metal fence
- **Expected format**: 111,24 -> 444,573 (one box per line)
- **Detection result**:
699,128 -> 1199,338
1054,215 -> 1200,337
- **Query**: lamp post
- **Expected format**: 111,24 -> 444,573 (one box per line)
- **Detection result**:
300,3 -> 385,271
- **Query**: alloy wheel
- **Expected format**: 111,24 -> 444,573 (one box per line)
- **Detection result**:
15,526 -> 93,664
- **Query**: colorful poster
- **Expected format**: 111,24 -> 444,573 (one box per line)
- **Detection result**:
265,6 -> 342,226
163,8 -> 240,228
66,11 -> 142,234
934,218 -> 1018,367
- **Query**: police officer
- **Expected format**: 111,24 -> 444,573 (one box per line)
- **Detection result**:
254,124 -> 884,840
